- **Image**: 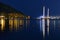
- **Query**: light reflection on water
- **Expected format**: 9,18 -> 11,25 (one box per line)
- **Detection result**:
0,19 -> 31,31
0,19 -> 60,32
0,19 -> 60,40
0,19 -> 60,31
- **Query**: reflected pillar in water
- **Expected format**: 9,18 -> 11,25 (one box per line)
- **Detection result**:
20,20 -> 23,26
14,18 -> 18,31
42,18 -> 45,38
26,16 -> 30,31
47,8 -> 50,35
0,17 -> 5,31
53,20 -> 55,30
19,17 -> 24,30
19,19 -> 24,30
47,19 -> 50,35
9,17 -> 13,31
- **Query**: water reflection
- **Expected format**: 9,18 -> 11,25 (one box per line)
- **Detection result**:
9,18 -> 13,31
9,19 -> 25,31
0,16 -> 5,31
0,17 -> 60,35
39,19 -> 60,39
1,18 -> 5,31
0,18 -> 31,31
53,20 -> 55,30
14,18 -> 18,30
0,18 -> 60,40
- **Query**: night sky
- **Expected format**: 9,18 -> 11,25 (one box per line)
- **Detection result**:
0,0 -> 60,18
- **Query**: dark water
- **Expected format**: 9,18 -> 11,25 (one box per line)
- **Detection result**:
0,19 -> 60,40
49,20 -> 60,40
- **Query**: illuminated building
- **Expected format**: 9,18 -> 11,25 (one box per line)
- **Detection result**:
0,3 -> 30,31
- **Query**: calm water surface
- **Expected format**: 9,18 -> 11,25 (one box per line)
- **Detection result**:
0,19 -> 60,40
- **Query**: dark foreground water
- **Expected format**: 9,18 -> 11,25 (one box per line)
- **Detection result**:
0,19 -> 60,40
